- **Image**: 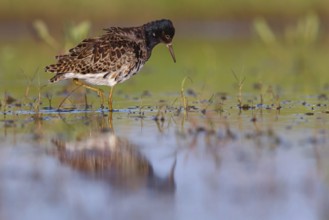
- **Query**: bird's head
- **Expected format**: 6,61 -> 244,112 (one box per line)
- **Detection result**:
144,19 -> 176,62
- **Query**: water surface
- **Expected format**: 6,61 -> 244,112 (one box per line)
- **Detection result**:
1,93 -> 328,220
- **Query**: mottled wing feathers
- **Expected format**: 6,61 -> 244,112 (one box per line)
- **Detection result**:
45,28 -> 144,80
67,38 -> 96,58
103,27 -> 144,42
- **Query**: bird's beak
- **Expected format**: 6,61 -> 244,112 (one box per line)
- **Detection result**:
166,43 -> 176,63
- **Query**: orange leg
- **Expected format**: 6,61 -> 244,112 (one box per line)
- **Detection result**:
108,86 -> 114,111
73,79 -> 105,108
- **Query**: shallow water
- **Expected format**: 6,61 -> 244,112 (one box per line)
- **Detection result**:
1,19 -> 329,218
1,93 -> 329,220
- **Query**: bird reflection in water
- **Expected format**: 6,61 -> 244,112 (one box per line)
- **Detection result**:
51,130 -> 176,193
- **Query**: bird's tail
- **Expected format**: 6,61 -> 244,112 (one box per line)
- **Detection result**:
49,74 -> 64,83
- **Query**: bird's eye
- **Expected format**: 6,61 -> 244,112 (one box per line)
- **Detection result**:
165,34 -> 170,39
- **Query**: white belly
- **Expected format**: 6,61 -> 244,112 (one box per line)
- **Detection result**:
62,63 -> 144,86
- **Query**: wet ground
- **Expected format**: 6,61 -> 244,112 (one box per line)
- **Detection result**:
0,93 -> 328,220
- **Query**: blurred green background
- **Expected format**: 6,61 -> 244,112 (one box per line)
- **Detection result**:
1,0 -> 329,107
1,0 -> 329,23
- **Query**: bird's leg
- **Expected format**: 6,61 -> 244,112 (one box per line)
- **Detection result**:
108,86 -> 114,112
73,78 -> 105,108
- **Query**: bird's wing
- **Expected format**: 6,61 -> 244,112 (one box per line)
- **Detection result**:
45,33 -> 141,75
